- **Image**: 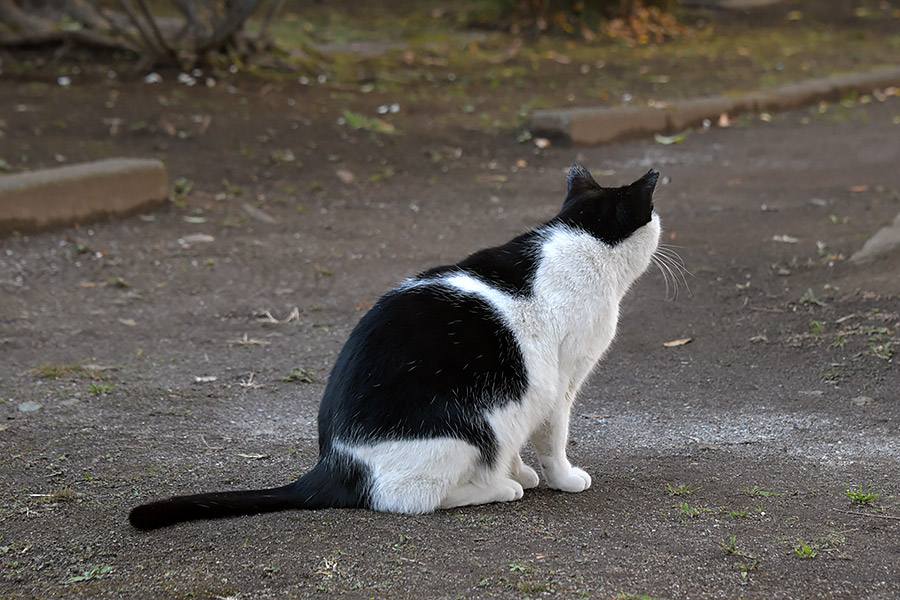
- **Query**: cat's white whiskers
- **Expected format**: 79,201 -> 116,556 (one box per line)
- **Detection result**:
651,246 -> 693,300
651,255 -> 673,299
657,245 -> 690,272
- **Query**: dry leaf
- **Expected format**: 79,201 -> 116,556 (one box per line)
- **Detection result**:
158,117 -> 177,137
229,333 -> 270,346
663,337 -> 693,347
180,233 -> 215,245
480,174 -> 509,183
848,185 -> 869,193
242,203 -> 277,224
335,168 -> 356,184
772,234 -> 799,244
654,131 -> 689,145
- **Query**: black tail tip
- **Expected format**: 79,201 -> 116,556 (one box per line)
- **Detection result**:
129,502 -> 172,531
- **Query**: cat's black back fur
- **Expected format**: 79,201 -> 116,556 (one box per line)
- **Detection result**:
318,284 -> 528,464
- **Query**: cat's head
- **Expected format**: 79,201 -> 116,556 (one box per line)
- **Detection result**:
559,165 -> 659,243
555,164 -> 662,279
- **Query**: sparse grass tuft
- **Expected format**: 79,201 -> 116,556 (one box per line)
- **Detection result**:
794,540 -> 818,559
89,383 -> 117,396
844,485 -> 880,505
508,561 -> 535,574
667,483 -> 700,496
799,288 -> 826,307
30,364 -> 84,378
282,368 -> 315,383
678,503 -> 702,518
720,536 -> 760,581
66,565 -> 113,584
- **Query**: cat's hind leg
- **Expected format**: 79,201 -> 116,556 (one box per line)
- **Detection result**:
510,453 -> 539,489
439,477 -> 524,509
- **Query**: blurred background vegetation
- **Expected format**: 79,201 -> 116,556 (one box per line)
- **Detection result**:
1,0 -> 898,131
0,0 -> 690,69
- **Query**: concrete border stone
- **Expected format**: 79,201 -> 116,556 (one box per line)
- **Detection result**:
667,95 -> 751,130
0,158 -> 168,235
850,212 -> 900,264
569,106 -> 668,145
530,67 -> 900,145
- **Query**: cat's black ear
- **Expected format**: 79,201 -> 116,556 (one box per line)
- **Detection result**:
566,164 -> 600,195
631,169 -> 660,197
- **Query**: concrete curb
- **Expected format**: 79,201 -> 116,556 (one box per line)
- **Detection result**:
530,67 -> 900,145
0,158 -> 169,235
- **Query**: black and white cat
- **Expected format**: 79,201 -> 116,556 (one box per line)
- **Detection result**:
129,165 -> 662,530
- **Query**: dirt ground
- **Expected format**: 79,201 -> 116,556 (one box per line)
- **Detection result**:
2,3 -> 900,599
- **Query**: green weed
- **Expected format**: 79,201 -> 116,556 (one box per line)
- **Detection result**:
172,176 -> 194,199
508,561 -> 535,574
799,288 -> 826,307
31,364 -> 84,378
66,565 -> 112,584
342,110 -> 397,135
666,483 -> 700,496
89,383 -> 116,396
794,541 -> 818,559
810,320 -> 825,337
868,341 -> 894,361
844,485 -> 880,505
282,368 -> 315,384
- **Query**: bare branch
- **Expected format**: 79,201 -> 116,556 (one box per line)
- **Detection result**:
0,0 -> 54,33
114,0 -> 164,57
169,0 -> 210,40
0,26 -> 142,53
256,0 -> 284,46
196,0 -> 263,55
132,0 -> 176,60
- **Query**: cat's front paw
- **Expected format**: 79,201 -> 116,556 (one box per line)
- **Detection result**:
546,466 -> 592,493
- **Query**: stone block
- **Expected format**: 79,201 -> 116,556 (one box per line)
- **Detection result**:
0,158 -> 169,235
666,95 -> 752,130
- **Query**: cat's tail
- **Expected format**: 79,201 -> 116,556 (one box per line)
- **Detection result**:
128,458 -> 366,530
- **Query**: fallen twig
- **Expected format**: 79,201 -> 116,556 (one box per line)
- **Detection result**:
833,508 -> 900,521
748,306 -> 785,313
200,435 -> 224,451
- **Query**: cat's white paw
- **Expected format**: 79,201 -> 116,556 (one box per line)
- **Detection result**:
440,478 -> 524,509
502,480 -> 526,502
513,464 -> 540,489
546,466 -> 592,493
